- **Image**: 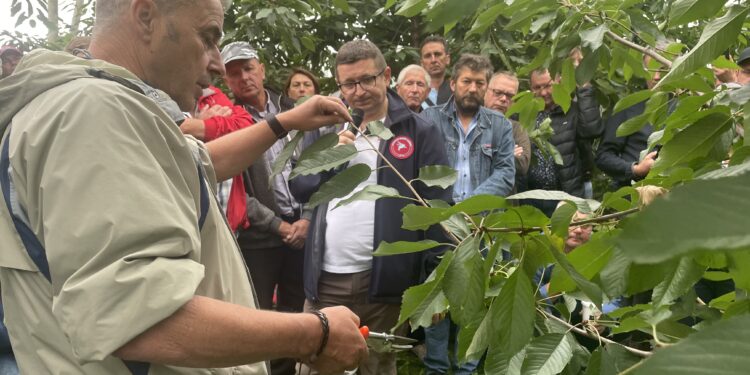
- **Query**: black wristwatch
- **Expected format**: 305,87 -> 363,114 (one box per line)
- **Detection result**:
266,113 -> 288,139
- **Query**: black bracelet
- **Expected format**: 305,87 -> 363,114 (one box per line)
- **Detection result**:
309,309 -> 329,361
266,113 -> 288,139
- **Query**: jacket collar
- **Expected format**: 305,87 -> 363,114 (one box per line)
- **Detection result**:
385,87 -> 416,127
438,97 -> 491,129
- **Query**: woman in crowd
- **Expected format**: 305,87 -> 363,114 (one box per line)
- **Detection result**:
284,67 -> 320,101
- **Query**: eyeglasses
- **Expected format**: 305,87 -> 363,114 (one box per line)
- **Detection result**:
488,88 -> 516,99
338,68 -> 385,94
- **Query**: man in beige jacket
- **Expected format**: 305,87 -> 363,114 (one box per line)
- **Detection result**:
0,0 -> 367,374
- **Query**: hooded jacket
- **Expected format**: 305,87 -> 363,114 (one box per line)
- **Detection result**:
0,50 -> 266,375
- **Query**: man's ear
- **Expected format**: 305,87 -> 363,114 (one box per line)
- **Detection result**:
449,79 -> 456,93
383,66 -> 392,82
131,0 -> 159,42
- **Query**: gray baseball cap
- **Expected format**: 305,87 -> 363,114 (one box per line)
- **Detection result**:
738,47 -> 750,66
221,42 -> 259,65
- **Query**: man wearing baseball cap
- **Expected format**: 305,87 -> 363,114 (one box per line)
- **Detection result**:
0,46 -> 22,79
736,47 -> 750,85
221,41 -> 307,375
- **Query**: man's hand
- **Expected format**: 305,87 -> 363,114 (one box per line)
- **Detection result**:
514,144 -> 524,159
284,219 -> 310,250
278,221 -> 293,239
180,118 -> 206,140
632,151 -> 658,177
276,95 -> 353,132
197,104 -> 233,120
714,67 -> 738,85
337,130 -> 356,146
308,306 -> 368,374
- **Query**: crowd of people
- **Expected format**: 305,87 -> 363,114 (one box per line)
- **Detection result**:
0,0 -> 747,374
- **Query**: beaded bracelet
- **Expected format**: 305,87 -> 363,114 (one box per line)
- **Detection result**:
308,309 -> 329,362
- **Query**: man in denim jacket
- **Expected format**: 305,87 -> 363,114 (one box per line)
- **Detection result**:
419,54 -> 515,375
421,54 -> 516,203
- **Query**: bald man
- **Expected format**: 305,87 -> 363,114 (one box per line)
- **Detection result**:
0,1 -> 366,374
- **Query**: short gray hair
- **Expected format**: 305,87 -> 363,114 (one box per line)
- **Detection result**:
397,64 -> 430,86
451,54 -> 493,82
490,71 -> 518,84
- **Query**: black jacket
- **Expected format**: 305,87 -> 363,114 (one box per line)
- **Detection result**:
424,79 -> 452,107
291,89 -> 451,304
544,86 -> 603,197
595,101 -> 652,190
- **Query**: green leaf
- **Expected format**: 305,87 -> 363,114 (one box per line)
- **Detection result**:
401,205 -> 450,231
651,111 -> 733,173
416,165 -> 458,189
656,6 -> 750,89
618,171 -> 750,263
398,251 -> 454,328
507,190 -> 593,212
365,120 -> 393,140
307,164 -> 371,208
550,230 -> 616,294
599,248 -> 631,298
468,2 -> 507,36
550,201 -> 577,238
585,347 -> 617,375
373,239 -> 441,256
626,314 -> 750,375
613,90 -> 653,115
651,257 -> 706,308
333,185 -> 401,209
269,131 -> 304,180
444,236 -> 485,325
579,24 -> 607,52
467,267 -> 535,358
669,0 -> 726,26
395,0 -> 429,17
452,194 -> 507,215
332,0 -> 350,13
521,333 -> 574,375
540,236 -> 603,306
426,0 -> 482,29
552,82 -> 572,113
576,48 -> 600,86
290,144 -> 357,178
255,8 -> 272,19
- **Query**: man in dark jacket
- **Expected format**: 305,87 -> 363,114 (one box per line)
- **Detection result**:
420,36 -> 452,108
292,39 -> 451,375
221,41 -> 305,375
527,69 -> 603,215
595,56 -> 662,190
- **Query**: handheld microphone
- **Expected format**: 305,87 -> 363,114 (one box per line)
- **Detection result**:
348,108 -> 365,134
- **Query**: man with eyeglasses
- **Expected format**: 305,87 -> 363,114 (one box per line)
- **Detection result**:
396,64 -> 431,112
291,39 -> 450,375
484,71 -> 531,193
527,68 -> 602,216
419,54 -> 515,375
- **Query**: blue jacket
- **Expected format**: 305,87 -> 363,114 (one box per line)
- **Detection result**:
291,89 -> 452,304
420,100 -> 516,198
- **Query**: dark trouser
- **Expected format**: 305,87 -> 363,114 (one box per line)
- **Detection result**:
243,244 -> 305,375
302,270 -> 402,375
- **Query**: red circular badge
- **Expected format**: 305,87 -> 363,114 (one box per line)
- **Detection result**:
389,136 -> 415,160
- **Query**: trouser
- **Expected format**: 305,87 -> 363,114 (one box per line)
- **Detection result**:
243,244 -> 305,375
300,270 -> 401,375
424,316 -> 479,375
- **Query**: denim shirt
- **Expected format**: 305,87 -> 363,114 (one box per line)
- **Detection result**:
421,100 -> 516,199
451,113 -> 479,202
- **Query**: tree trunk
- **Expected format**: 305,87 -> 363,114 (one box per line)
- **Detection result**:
70,0 -> 85,36
47,0 -> 59,44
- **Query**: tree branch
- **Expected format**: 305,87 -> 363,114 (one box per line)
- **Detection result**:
483,207 -> 640,233
582,14 -> 673,68
541,310 -> 653,358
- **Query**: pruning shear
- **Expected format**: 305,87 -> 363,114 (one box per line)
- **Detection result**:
359,326 -> 418,353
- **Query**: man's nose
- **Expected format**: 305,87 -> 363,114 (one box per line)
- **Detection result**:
207,46 -> 225,77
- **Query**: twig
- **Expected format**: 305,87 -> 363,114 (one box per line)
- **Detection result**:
541,310 -> 653,358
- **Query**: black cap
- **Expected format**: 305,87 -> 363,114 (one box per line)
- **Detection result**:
738,47 -> 750,65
